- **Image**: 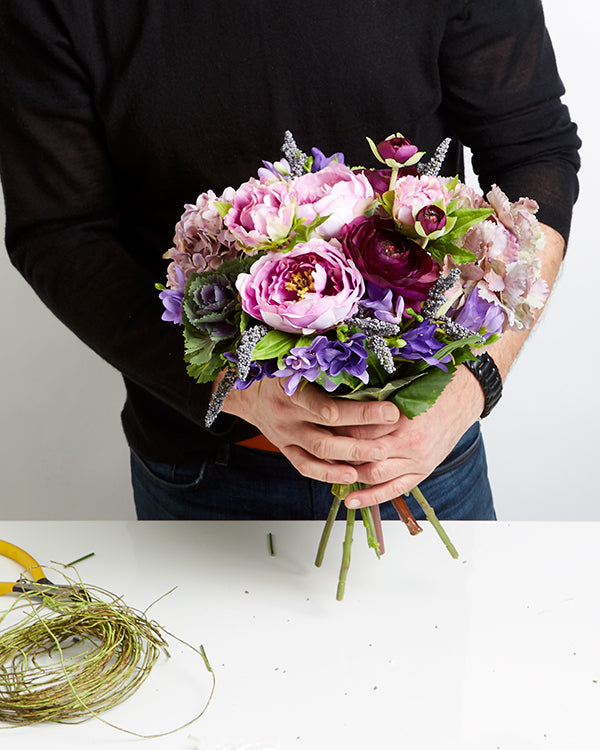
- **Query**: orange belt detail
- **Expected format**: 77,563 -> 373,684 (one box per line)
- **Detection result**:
235,434 -> 281,453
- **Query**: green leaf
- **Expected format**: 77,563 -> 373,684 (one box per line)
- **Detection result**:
251,329 -> 298,360
391,366 -> 456,419
183,328 -> 222,383
445,207 -> 493,239
428,238 -> 477,265
213,200 -> 232,218
337,372 -> 427,402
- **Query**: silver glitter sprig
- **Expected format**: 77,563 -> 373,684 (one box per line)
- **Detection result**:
347,316 -> 398,374
417,137 -> 452,177
205,367 -> 237,429
421,268 -> 461,320
236,324 -> 268,381
281,131 -> 309,177
421,269 -> 478,341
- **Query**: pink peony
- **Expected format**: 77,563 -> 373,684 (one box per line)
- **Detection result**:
292,161 -> 375,240
223,177 -> 296,251
235,238 -> 365,334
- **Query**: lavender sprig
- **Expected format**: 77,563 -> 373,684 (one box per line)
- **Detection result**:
281,131 -> 309,177
347,316 -> 399,374
417,137 -> 452,177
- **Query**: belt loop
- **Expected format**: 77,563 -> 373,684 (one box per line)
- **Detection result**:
215,441 -> 230,467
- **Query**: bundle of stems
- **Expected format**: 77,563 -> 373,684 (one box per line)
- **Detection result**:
315,483 -> 459,600
0,574 -> 214,737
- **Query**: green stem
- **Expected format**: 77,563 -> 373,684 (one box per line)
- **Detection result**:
388,166 -> 399,192
360,506 -> 382,559
314,494 -> 342,567
336,509 -> 356,601
409,485 -> 459,559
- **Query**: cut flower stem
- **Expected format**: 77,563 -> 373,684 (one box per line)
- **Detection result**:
408,485 -> 459,559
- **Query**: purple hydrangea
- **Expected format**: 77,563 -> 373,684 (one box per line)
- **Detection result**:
392,321 -> 452,371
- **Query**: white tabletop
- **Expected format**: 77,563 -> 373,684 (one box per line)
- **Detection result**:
0,520 -> 598,749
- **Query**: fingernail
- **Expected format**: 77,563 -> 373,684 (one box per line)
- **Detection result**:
342,472 -> 355,484
382,405 -> 398,422
321,405 -> 332,421
346,498 -> 360,509
371,448 -> 385,461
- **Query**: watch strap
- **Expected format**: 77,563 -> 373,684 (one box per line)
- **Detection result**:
464,352 -> 503,418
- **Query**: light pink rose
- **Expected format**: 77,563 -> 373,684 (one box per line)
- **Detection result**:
224,177 -> 296,250
235,238 -> 365,334
392,175 -> 450,234
292,162 -> 375,240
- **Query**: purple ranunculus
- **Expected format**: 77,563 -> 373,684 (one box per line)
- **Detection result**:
342,215 -> 440,311
392,321 -> 452,370
359,282 -> 405,324
311,147 -> 345,172
452,287 -> 505,339
236,238 -> 364,334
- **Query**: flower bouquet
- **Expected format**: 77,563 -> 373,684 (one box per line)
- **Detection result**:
157,131 -> 547,599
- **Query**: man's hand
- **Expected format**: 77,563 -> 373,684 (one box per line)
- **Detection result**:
221,375 -> 401,486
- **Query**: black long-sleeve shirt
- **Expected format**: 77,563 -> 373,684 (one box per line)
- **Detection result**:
0,1 -> 580,462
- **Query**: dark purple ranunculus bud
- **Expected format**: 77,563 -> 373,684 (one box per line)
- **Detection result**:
376,136 -> 419,164
341,215 -> 440,311
416,205 -> 447,235
355,166 -> 419,196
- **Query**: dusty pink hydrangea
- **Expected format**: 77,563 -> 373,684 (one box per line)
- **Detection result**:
444,185 -> 548,330
164,188 -> 239,286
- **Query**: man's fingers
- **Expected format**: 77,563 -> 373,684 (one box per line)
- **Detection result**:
290,383 -> 400,427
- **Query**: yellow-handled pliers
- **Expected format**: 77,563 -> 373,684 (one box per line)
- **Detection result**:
0,539 -> 77,599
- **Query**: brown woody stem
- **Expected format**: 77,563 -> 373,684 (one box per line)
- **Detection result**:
391,496 -> 423,536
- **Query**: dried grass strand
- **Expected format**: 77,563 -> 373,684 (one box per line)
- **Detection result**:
0,573 -> 215,738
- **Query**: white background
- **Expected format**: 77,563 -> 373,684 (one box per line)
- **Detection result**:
0,1 -> 597,520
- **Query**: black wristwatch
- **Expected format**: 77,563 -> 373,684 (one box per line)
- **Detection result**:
464,352 -> 503,418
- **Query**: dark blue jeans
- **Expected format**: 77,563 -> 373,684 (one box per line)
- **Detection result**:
130,423 -> 495,521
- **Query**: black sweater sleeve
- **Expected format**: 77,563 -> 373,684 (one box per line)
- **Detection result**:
0,2 -> 225,446
439,0 -> 580,243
